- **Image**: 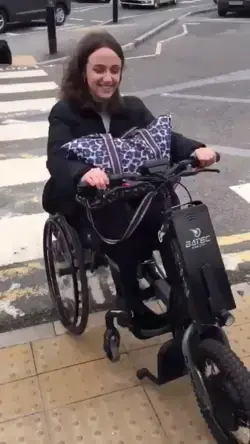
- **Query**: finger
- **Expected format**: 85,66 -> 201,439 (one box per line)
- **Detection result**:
104,173 -> 109,185
97,177 -> 107,189
86,176 -> 95,186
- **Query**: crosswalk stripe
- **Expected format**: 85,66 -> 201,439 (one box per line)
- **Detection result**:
0,213 -> 47,267
0,98 -> 56,115
0,69 -> 48,80
0,121 -> 49,141
0,156 -> 48,187
0,81 -> 58,94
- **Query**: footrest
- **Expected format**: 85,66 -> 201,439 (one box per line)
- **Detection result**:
154,279 -> 170,304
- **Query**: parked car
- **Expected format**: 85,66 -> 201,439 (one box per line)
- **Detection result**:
120,0 -> 177,9
217,0 -> 250,16
0,0 -> 71,33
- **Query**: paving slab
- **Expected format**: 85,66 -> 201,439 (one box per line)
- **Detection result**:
0,287 -> 250,442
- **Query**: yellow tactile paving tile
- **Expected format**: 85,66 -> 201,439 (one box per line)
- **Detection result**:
0,413 -> 49,444
32,327 -> 125,374
46,386 -> 166,444
129,345 -> 215,443
0,343 -> 36,384
226,322 -> 250,357
38,354 -> 138,410
144,378 -> 215,444
0,377 -> 43,423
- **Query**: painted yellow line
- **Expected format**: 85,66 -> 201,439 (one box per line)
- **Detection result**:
12,55 -> 37,66
218,232 -> 250,247
1,285 -> 47,303
222,250 -> 250,271
0,262 -> 43,282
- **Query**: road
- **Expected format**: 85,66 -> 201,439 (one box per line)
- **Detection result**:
5,0 -> 213,62
1,8 -> 250,331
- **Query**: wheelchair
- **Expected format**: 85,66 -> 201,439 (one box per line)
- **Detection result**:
43,155 -> 250,443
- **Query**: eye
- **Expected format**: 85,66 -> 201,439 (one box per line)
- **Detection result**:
110,66 -> 121,74
93,65 -> 106,74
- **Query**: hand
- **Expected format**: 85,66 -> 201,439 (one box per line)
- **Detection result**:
81,167 -> 109,189
194,147 -> 217,168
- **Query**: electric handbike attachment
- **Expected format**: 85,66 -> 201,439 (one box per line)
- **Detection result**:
76,153 -> 250,443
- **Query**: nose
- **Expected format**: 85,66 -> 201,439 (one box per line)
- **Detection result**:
103,70 -> 113,83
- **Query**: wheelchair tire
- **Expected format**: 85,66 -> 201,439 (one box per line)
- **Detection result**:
43,215 -> 89,335
192,338 -> 250,443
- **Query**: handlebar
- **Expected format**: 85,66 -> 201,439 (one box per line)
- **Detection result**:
76,152 -> 221,207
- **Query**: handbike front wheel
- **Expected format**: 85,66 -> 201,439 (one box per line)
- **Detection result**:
192,338 -> 250,443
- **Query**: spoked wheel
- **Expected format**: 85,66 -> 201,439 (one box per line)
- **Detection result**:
43,215 -> 89,335
193,339 -> 250,443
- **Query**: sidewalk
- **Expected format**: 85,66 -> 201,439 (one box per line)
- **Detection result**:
1,284 -> 250,443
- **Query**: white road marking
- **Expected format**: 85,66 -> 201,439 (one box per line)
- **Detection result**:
0,121 -> 49,141
0,213 -> 47,266
0,98 -> 56,114
126,22 -> 199,60
0,156 -> 48,186
0,81 -> 57,94
0,69 -> 47,80
230,183 -> 250,205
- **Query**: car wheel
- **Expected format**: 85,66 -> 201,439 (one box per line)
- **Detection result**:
154,0 -> 160,8
55,4 -> 66,26
217,3 -> 227,15
0,10 -> 7,34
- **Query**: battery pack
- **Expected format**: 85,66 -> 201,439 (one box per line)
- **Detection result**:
170,202 -> 236,323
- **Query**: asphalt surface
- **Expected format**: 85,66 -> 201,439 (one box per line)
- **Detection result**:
5,0 -> 214,62
1,6 -> 250,331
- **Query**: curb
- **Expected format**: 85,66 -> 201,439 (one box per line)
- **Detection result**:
134,17 -> 177,47
185,6 -> 216,16
38,17 -> 177,65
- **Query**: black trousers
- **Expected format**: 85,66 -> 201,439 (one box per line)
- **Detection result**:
98,199 -> 165,308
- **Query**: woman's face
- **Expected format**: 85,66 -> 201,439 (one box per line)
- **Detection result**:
85,47 -> 122,100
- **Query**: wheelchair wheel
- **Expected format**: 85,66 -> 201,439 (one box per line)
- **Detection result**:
43,215 -> 89,335
192,338 -> 250,443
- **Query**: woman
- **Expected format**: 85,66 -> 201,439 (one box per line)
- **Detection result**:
44,30 -> 217,329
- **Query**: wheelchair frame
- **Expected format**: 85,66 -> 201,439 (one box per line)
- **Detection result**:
43,197 -> 236,387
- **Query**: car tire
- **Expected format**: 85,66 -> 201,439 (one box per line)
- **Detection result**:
217,2 -> 228,15
0,9 -> 7,34
154,0 -> 160,8
121,3 -> 129,7
55,4 -> 66,26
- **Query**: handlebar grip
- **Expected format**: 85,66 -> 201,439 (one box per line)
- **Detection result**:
215,152 -> 220,162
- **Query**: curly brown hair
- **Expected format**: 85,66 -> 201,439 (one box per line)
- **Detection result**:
60,30 -> 125,111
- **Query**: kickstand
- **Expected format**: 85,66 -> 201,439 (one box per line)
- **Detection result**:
137,339 -> 187,385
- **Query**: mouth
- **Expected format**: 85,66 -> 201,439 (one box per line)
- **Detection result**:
98,85 -> 115,92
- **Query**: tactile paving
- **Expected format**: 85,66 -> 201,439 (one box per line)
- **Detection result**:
32,327 -> 125,374
47,386 -> 166,444
226,323 -> 250,358
0,343 -> 36,384
0,413 -> 49,444
145,377 -> 215,443
39,354 -> 138,410
231,292 -> 250,326
0,377 -> 43,423
130,344 -> 215,443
